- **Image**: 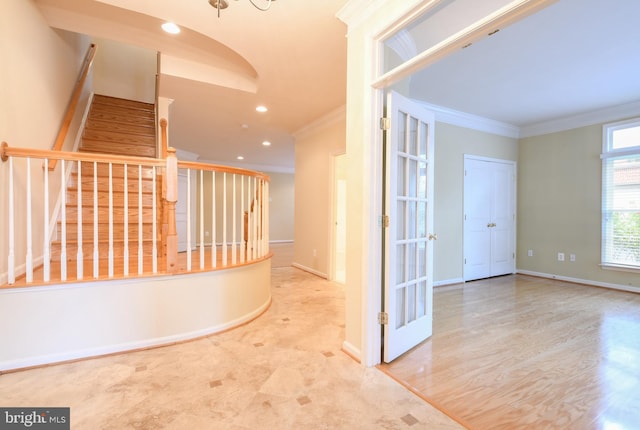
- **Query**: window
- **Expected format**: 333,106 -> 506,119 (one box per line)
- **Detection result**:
602,118 -> 640,269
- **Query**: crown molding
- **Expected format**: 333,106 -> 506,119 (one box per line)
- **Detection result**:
293,105 -> 346,140
197,159 -> 294,175
416,101 -> 520,139
520,101 -> 640,138
336,0 -> 387,30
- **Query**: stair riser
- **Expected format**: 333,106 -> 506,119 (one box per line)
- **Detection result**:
90,103 -> 155,119
66,191 -> 157,208
82,129 -> 155,147
63,206 -> 156,223
88,110 -> 155,127
80,140 -> 156,158
74,162 -> 157,178
51,242 -> 156,261
67,175 -> 158,194
86,118 -> 155,137
92,94 -> 155,111
56,223 -> 157,241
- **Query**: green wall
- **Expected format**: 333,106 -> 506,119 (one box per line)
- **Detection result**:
518,123 -> 640,288
434,122 -> 518,283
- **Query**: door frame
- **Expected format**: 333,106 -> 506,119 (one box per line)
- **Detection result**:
463,155 -> 517,281
338,0 -> 552,367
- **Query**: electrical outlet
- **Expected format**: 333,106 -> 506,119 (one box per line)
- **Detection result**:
527,249 -> 533,257
557,252 -> 565,262
313,249 -> 317,257
570,254 -> 576,262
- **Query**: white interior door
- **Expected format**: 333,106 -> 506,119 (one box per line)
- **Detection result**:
383,91 -> 435,363
463,157 -> 515,281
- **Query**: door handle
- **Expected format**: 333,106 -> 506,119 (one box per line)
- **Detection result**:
487,223 -> 496,228
428,233 -> 438,241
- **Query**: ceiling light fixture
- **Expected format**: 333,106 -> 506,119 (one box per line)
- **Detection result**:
237,156 -> 245,160
256,105 -> 268,113
161,22 -> 181,34
209,0 -> 275,18
262,141 -> 271,147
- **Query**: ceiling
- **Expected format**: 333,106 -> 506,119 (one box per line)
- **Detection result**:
404,0 -> 640,133
35,0 -> 640,171
36,0 -> 350,173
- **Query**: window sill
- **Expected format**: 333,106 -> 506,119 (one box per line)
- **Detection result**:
600,263 -> 640,274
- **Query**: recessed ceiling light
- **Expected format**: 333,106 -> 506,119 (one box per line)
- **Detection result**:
262,141 -> 271,147
162,22 -> 181,34
237,156 -> 244,160
256,106 -> 268,113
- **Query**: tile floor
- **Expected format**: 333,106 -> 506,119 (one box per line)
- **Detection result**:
0,268 -> 463,429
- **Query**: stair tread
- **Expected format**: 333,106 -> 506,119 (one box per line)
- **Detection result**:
92,94 -> 154,110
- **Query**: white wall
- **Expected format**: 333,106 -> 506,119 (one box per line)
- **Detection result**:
293,109 -> 346,278
0,0 -> 91,284
268,172 -> 295,242
0,260 -> 271,371
92,37 -> 157,103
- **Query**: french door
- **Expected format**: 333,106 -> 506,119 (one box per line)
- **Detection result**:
383,91 -> 435,363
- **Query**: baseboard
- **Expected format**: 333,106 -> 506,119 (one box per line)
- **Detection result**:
516,269 -> 640,294
270,240 -> 293,244
341,341 -> 361,363
291,263 -> 328,279
434,277 -> 464,287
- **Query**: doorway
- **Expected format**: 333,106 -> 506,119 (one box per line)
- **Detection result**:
463,156 -> 516,281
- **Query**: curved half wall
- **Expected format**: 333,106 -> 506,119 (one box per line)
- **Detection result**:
0,259 -> 271,372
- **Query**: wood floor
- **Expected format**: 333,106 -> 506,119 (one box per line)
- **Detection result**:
379,274 -> 640,430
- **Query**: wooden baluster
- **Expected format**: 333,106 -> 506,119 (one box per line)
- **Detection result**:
211,170 -> 217,268
222,172 -> 227,266
123,163 -> 129,276
76,160 -> 83,280
60,160 -> 67,281
8,156 -> 15,284
152,165 -> 157,274
108,162 -> 114,277
232,174 -> 237,265
138,165 -> 143,275
93,161 -> 99,278
26,158 -> 33,282
200,169 -> 205,269
43,159 -> 50,282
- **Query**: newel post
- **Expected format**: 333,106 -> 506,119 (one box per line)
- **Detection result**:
165,146 -> 178,273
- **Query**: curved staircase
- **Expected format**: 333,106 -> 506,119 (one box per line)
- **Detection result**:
50,95 -> 162,274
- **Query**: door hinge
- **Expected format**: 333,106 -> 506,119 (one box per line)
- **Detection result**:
378,312 -> 389,325
380,215 -> 390,228
380,117 -> 391,130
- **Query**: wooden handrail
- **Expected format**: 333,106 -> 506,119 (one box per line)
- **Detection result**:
177,160 -> 270,182
1,142 -> 164,167
49,43 -> 97,171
